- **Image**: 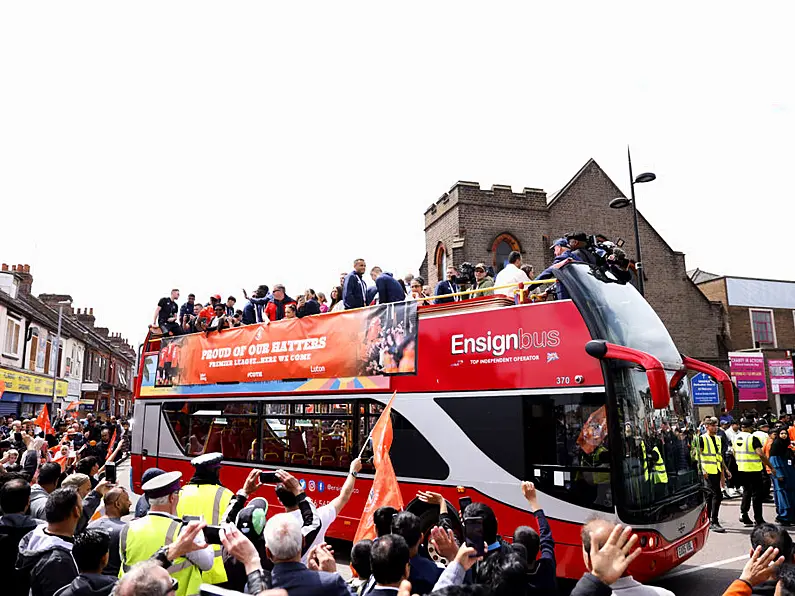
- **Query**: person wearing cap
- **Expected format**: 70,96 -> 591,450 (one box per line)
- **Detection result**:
198,296 -> 222,329
119,471 -> 213,596
699,417 -> 730,532
735,418 -> 773,526
473,263 -> 494,297
176,452 -> 234,585
565,232 -> 599,266
220,469 -> 318,592
265,285 -> 298,321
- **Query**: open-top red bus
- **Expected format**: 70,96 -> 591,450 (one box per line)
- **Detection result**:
130,262 -> 732,580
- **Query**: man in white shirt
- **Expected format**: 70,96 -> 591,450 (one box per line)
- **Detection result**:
277,458 -> 363,562
494,251 -> 531,297
723,419 -> 741,498
581,519 -> 674,595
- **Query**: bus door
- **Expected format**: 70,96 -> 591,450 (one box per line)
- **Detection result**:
141,402 -> 162,467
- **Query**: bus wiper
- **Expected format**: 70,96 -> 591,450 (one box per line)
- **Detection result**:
622,486 -> 701,516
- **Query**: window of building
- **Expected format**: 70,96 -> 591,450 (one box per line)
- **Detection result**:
434,243 -> 447,283
28,336 -> 38,370
163,398 -> 449,480
490,233 -> 521,273
4,318 -> 21,356
751,309 -> 776,347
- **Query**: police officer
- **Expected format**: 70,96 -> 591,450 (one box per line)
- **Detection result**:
176,452 -> 234,585
119,471 -> 214,596
699,417 -> 729,532
736,418 -> 774,526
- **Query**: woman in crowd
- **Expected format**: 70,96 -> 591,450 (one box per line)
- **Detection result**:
408,277 -> 425,300
330,286 -> 345,312
769,426 -> 795,524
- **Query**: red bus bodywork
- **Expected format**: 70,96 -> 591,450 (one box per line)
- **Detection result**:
131,294 -> 718,581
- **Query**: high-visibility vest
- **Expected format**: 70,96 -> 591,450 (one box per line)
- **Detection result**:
176,483 -> 233,584
700,434 -> 722,475
735,431 -> 763,472
642,442 -> 669,484
119,513 -> 202,596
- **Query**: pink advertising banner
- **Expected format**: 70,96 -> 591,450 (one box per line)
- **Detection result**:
769,359 -> 795,395
729,352 -> 768,402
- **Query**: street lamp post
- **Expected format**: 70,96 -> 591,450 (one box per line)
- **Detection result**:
609,146 -> 656,296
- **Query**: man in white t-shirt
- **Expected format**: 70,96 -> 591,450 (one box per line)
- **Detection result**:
275,457 -> 363,562
494,250 -> 531,297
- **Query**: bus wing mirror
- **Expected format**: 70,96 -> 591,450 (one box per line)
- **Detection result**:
681,355 -> 734,411
585,340 -> 670,410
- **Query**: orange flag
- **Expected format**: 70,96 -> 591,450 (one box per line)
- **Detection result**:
576,405 -> 608,455
65,401 -> 79,412
0,380 -> 5,399
106,429 -> 117,460
353,392 -> 404,543
35,405 -> 55,436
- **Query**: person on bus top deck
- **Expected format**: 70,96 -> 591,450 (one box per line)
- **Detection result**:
265,285 -> 297,321
175,452 -> 234,585
154,290 -> 183,336
343,259 -> 369,310
242,285 -> 271,325
435,266 -> 462,304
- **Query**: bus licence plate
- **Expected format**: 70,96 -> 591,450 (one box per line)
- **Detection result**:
677,540 -> 694,558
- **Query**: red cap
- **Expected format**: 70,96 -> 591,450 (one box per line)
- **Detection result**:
212,294 -> 222,300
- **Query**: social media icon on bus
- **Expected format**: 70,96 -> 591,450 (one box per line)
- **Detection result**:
318,481 -> 325,493
299,479 -> 306,490
308,480 -> 316,492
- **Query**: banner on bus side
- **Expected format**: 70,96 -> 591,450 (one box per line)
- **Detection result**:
153,301 -> 418,387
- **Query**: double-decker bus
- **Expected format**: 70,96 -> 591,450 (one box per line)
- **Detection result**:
130,262 -> 733,580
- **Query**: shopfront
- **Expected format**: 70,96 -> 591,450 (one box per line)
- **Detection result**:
0,366 -> 68,418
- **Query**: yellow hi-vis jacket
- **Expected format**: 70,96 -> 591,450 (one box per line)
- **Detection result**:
641,442 -> 669,484
176,483 -> 234,584
735,431 -> 763,472
119,512 -> 203,596
699,433 -> 722,475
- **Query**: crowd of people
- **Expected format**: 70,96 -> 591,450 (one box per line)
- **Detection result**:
697,408 -> 795,534
150,232 -> 628,338
6,408 -> 795,596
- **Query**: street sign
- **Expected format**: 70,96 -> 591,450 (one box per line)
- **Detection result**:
692,372 -> 720,405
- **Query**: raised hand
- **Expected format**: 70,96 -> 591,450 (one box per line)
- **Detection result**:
739,545 -> 785,587
168,520 -> 208,561
589,525 -> 642,585
429,526 -> 458,561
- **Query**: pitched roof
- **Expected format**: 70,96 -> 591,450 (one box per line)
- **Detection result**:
687,269 -> 722,284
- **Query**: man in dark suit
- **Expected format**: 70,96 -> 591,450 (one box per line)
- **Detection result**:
343,259 -> 369,310
371,267 -> 407,305
266,513 -> 353,595
368,534 -> 411,596
434,266 -> 460,304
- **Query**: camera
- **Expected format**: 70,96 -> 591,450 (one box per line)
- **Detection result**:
456,262 -> 477,287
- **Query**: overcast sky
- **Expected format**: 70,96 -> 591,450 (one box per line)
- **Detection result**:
1,2 -> 792,347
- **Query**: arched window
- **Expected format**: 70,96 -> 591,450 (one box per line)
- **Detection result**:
434,243 -> 447,282
490,233 -> 521,273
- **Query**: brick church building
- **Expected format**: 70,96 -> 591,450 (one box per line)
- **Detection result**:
420,158 -> 726,362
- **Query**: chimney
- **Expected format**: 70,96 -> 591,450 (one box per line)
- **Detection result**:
75,307 -> 95,329
15,264 -> 33,296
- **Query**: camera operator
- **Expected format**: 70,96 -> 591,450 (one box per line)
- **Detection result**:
565,232 -> 600,266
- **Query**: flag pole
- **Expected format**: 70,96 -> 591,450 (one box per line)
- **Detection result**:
50,305 -> 63,424
357,391 -> 396,459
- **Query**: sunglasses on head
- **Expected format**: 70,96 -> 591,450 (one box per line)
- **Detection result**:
165,577 -> 178,595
